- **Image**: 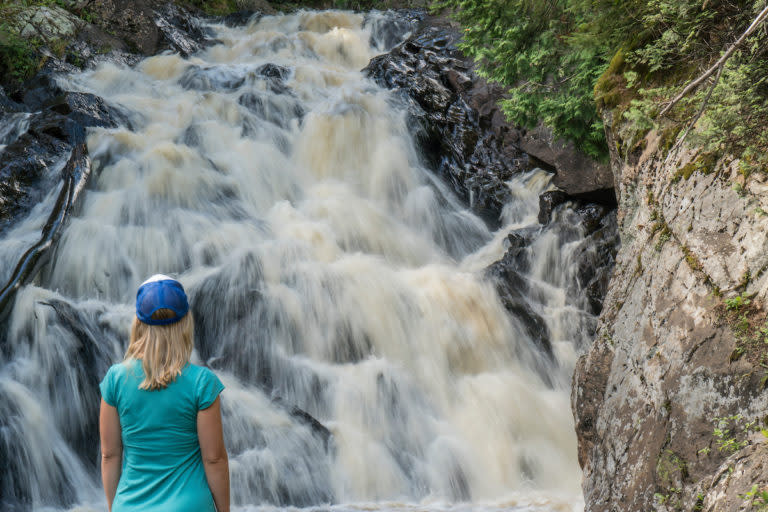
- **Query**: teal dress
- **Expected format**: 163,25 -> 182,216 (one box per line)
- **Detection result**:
100,359 -> 225,512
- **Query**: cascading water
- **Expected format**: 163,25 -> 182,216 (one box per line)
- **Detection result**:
0,10 -> 604,512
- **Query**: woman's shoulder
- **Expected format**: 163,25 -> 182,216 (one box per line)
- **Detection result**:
104,359 -> 139,379
184,363 -> 219,380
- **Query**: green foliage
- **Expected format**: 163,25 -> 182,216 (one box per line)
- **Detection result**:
433,0 -> 768,167
726,295 -> 752,312
0,17 -> 39,82
712,414 -> 756,453
431,0 -> 615,160
742,484 -> 768,510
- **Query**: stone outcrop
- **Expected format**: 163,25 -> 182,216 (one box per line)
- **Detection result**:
365,20 -> 531,227
573,110 -> 768,510
364,15 -> 616,228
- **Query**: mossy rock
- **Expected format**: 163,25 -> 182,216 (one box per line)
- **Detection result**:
671,152 -> 720,183
14,5 -> 82,40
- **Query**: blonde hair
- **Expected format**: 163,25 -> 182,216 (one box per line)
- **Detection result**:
125,308 -> 194,390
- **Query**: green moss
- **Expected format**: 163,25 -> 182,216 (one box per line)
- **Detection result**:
682,245 -> 703,272
659,124 -> 683,154
671,152 -> 720,184
595,49 -> 627,107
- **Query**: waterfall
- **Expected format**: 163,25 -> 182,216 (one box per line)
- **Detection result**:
0,10 -> 597,512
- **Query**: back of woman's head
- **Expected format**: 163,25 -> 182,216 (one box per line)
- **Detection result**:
127,309 -> 194,389
126,275 -> 194,390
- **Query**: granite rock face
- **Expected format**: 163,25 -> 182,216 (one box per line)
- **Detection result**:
573,115 -> 768,510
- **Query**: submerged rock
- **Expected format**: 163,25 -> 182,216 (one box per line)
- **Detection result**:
485,250 -> 553,361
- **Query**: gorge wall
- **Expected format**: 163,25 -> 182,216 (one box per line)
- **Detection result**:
573,105 -> 768,510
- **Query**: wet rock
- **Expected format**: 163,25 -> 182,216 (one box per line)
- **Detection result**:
570,209 -> 618,315
485,242 -> 553,361
364,9 -> 423,52
365,23 -> 532,227
179,63 -> 292,94
0,132 -> 90,316
0,79 -> 119,316
256,63 -> 292,95
538,190 -> 570,225
179,65 -> 246,91
219,10 -> 262,27
15,72 -> 65,110
535,190 -> 618,315
47,92 -> 128,129
154,3 -> 215,57
0,111 -> 73,234
0,87 -> 22,114
257,63 -> 290,81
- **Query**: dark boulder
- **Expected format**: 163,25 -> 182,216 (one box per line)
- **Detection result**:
0,78 -> 130,317
484,231 -> 553,362
364,9 -> 424,52
14,72 -> 64,110
47,92 -> 129,129
365,24 -> 534,228
538,190 -> 570,225
179,65 -> 247,91
219,10 -> 262,27
0,111 -> 74,234
154,3 -> 216,57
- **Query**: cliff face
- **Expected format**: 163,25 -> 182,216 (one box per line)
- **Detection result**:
573,108 -> 768,510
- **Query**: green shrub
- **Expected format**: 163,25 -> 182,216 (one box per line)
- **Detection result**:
432,0 -> 768,167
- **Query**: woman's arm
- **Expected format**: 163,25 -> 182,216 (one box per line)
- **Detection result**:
99,398 -> 123,511
198,397 -> 230,512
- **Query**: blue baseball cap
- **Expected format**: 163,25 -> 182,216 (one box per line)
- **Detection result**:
136,274 -> 189,326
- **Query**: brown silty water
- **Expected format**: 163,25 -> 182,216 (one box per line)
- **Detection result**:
0,10 -> 595,512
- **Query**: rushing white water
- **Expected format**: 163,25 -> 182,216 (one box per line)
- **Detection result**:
0,10 -> 597,512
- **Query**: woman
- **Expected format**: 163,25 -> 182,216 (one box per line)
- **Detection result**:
99,274 -> 230,512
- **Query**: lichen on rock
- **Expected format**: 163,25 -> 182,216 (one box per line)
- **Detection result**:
573,103 -> 768,511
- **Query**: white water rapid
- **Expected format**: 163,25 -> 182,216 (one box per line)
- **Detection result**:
0,10 -> 596,512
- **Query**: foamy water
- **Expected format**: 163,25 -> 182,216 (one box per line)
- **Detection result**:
0,10 -> 592,512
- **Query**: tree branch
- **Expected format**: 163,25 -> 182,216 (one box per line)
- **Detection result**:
658,3 -> 768,118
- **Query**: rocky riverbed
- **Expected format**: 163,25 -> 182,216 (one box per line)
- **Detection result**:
0,2 -> 636,511
0,2 -> 619,332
